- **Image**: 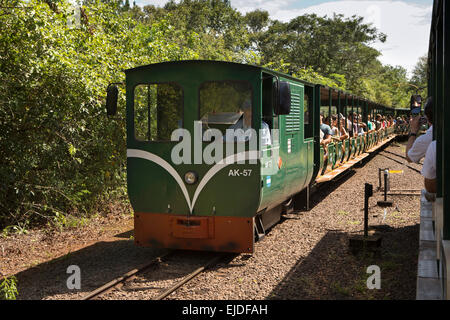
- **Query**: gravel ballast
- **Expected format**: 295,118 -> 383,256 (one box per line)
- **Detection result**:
2,140 -> 422,300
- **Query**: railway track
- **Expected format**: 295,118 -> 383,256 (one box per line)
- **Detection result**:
81,250 -> 230,300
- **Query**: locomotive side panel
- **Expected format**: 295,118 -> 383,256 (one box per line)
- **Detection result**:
258,76 -> 315,212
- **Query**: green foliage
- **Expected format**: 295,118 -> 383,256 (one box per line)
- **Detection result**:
2,222 -> 29,237
410,54 -> 428,98
52,211 -> 89,231
0,0 -> 201,228
294,68 -> 346,90
252,12 -> 411,106
357,64 -> 411,107
0,0 -> 415,231
255,14 -> 385,86
0,276 -> 18,300
138,0 -> 258,63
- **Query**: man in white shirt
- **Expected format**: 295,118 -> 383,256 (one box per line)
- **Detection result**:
406,97 -> 433,163
421,140 -> 436,194
225,100 -> 271,147
347,113 -> 357,137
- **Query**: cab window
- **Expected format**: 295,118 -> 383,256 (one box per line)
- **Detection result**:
133,83 -> 183,141
199,81 -> 252,134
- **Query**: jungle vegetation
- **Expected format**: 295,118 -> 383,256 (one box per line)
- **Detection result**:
0,0 -> 427,231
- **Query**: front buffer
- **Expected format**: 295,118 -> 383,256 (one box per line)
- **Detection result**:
134,213 -> 254,253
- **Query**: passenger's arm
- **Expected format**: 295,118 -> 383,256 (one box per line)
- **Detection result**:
340,129 -> 348,141
321,134 -> 332,146
424,178 -> 437,194
405,116 -> 420,162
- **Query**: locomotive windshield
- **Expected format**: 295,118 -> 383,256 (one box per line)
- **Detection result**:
199,112 -> 243,125
134,83 -> 183,141
199,81 -> 252,132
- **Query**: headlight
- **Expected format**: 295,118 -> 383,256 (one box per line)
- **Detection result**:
184,171 -> 198,185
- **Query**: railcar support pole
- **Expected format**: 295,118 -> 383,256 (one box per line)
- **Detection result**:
378,168 -> 389,191
364,183 -> 371,237
377,169 -> 393,207
349,183 -> 381,254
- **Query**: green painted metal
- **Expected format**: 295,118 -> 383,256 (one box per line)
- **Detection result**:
347,98 -> 351,130
125,62 -> 262,217
355,137 -> 361,155
351,95 -> 355,136
344,139 -> 350,161
124,61 -> 317,220
360,135 -> 365,153
443,0 -> 450,239
319,146 -> 325,175
336,141 -> 343,163
350,138 -> 356,158
122,60 -> 396,227
311,84 -> 322,182
328,143 -> 337,169
429,0 -> 450,239
260,76 -> 312,210
328,88 -> 332,122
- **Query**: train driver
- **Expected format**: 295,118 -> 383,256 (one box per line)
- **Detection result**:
225,100 -> 271,146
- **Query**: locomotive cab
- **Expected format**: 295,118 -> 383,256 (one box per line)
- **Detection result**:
107,60 -> 315,253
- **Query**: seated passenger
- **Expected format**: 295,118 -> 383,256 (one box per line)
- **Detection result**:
338,117 -> 349,141
357,125 -> 365,136
333,117 -> 348,157
375,114 -> 382,131
355,115 -> 366,135
389,115 -> 394,127
346,113 -> 355,137
330,115 -> 339,136
320,113 -> 333,161
367,115 -> 375,132
330,115 -> 348,141
351,113 -> 361,136
320,114 -> 333,141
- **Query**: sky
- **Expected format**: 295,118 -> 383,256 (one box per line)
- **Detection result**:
134,0 -> 434,76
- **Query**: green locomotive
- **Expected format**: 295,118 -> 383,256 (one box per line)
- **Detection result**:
106,60 -> 395,253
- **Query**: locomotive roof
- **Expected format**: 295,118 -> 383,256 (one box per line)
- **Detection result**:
125,60 -> 325,86
125,60 -> 391,109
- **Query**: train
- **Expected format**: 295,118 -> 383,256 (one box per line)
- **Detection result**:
105,60 -> 397,253
421,0 -> 449,300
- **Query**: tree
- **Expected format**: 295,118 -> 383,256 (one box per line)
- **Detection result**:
0,0 -> 202,228
255,14 -> 387,91
410,54 -> 428,98
0,0 -> 407,230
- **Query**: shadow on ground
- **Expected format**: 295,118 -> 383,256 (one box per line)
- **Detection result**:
267,224 -> 419,300
14,230 -> 167,300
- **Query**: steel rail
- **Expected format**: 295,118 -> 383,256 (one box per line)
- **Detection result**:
153,254 -> 224,300
81,250 -> 174,300
82,251 -> 225,301
387,192 -> 421,196
378,152 -> 422,174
